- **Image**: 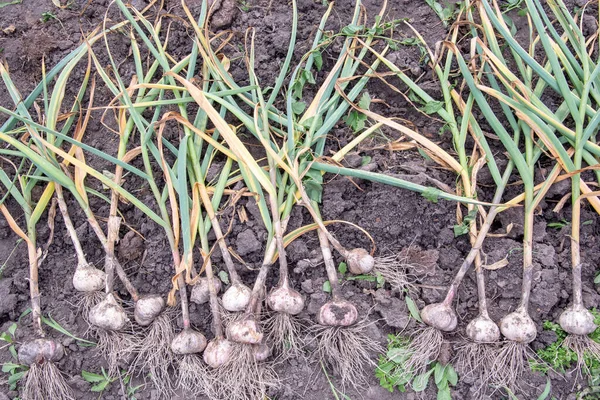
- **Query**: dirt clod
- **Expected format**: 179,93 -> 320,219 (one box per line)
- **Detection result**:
236,229 -> 261,256
0,279 -> 17,317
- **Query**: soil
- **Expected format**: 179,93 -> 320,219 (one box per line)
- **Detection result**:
0,0 -> 599,399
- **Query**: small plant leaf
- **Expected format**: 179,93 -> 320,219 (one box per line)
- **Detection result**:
434,363 -> 446,385
536,379 -> 551,400
19,308 -> 31,322
218,270 -> 230,285
322,281 -> 331,293
7,370 -> 25,385
313,51 -> 323,71
399,37 -> 419,45
421,101 -> 443,114
42,315 -> 95,345
437,388 -> 452,400
412,369 -> 434,392
421,187 -> 440,203
376,272 -> 385,289
343,110 -> 367,133
436,378 -> 448,390
417,148 -> 433,162
0,332 -> 12,343
405,296 -> 422,322
0,0 -> 22,8
445,364 -> 458,386
358,92 -> 371,110
300,115 -> 323,131
7,323 -> 17,337
341,24 -> 363,35
303,69 -> 316,85
9,344 -> 17,360
387,347 -> 409,363
91,380 -> 110,392
82,370 -> 105,383
2,362 -> 22,373
303,168 -> 324,203
338,262 -> 347,275
548,219 -> 569,229
453,223 -> 469,237
292,101 -> 306,115
346,274 -> 377,283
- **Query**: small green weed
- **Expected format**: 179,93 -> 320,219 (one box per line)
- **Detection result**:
123,373 -> 144,400
547,219 -> 570,229
343,92 -> 371,133
82,368 -> 144,398
0,0 -> 22,8
424,0 -> 462,27
42,315 -> 95,347
40,11 -> 58,23
531,311 -> 600,396
453,209 -> 478,237
322,361 -> 351,400
322,262 -> 385,293
0,323 -> 28,391
505,378 -> 552,400
82,368 -> 116,393
238,0 -> 250,12
376,334 -> 457,397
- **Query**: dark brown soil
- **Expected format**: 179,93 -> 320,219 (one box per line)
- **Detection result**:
1,0 -> 599,399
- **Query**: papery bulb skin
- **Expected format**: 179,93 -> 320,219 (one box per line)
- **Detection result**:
420,303 -> 457,332
499,309 -> 537,343
134,294 -> 165,326
191,277 -> 222,305
253,343 -> 271,362
203,338 -> 234,368
89,293 -> 129,331
267,285 -> 304,315
222,283 -> 251,312
18,339 -> 65,365
559,305 -> 597,336
318,300 -> 358,326
170,329 -> 207,355
73,265 -> 106,293
226,317 -> 263,344
466,315 -> 500,343
347,248 -> 375,275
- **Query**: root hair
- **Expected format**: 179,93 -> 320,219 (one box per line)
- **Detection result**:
373,254 -> 415,293
129,310 -> 178,396
176,354 -> 213,397
402,326 -> 444,377
309,319 -> 384,389
490,341 -> 536,394
23,362 -> 74,400
263,312 -> 307,359
74,291 -> 105,327
563,334 -> 600,379
207,343 -> 280,400
453,341 -> 499,396
219,299 -> 243,327
94,328 -> 139,377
